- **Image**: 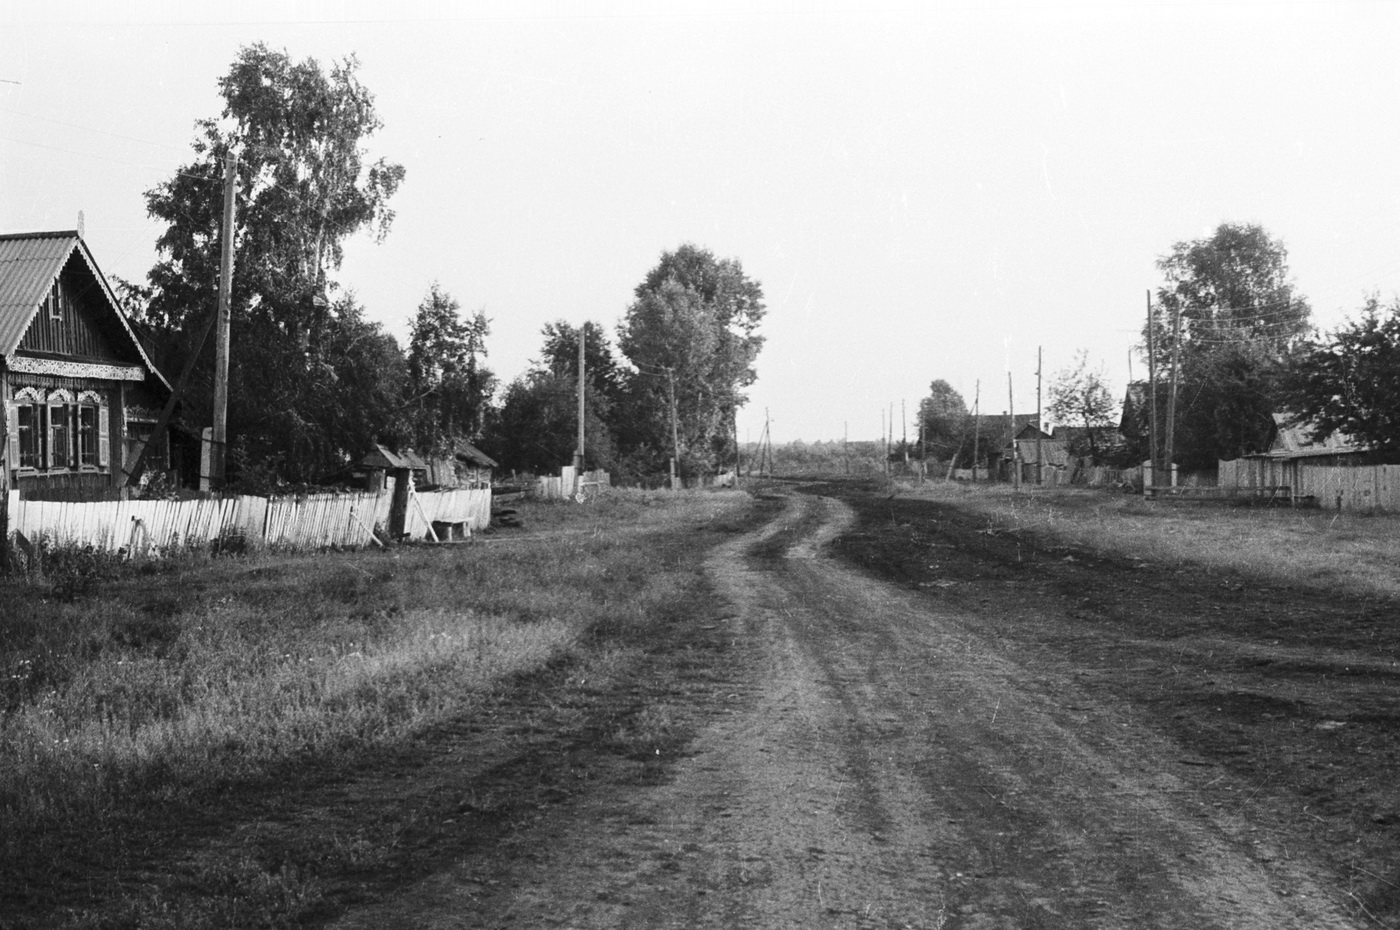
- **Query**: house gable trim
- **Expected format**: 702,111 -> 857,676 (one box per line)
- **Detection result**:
8,355 -> 146,382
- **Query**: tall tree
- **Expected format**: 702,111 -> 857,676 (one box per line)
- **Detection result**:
1285,296 -> 1400,452
916,380 -> 969,462
1145,223 -> 1311,468
140,43 -> 405,479
1047,351 -> 1119,463
485,320 -> 621,474
406,284 -> 495,452
618,245 -> 765,476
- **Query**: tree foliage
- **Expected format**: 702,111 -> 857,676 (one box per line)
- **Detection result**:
139,43 -> 406,481
617,245 -> 765,475
487,321 -> 621,475
916,380 -> 969,462
1047,351 -> 1119,463
406,284 -> 494,452
1285,296 -> 1400,452
1145,223 -> 1310,468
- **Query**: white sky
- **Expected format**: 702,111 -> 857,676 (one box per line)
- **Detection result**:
4,1 -> 1400,444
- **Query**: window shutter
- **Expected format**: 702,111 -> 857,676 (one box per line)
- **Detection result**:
42,405 -> 50,469
98,402 -> 110,468
6,403 -> 16,473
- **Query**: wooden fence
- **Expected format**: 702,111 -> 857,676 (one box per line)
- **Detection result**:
534,468 -> 612,501
5,487 -> 492,555
1219,458 -> 1400,512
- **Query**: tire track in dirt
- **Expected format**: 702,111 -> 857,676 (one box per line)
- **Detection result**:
325,489 -> 1361,929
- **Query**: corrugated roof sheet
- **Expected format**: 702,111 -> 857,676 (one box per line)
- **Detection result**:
0,231 -> 78,357
1269,412 -> 1362,457
0,231 -> 170,391
453,438 -> 498,469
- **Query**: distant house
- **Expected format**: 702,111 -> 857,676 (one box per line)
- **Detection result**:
1,231 -> 173,495
1261,413 -> 1368,464
962,414 -> 1044,479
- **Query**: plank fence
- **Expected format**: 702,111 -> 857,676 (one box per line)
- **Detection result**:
534,468 -> 612,501
5,487 -> 493,556
1219,459 -> 1400,512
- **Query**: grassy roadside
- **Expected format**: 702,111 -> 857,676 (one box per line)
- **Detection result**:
0,488 -> 763,929
888,479 -> 1400,598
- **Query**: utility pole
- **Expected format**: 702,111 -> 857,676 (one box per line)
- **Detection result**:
211,149 -> 239,490
574,323 -> 585,479
1164,297 -> 1182,487
971,379 -> 981,482
732,410 -> 741,486
1008,372 -> 1020,491
881,407 -> 887,478
901,399 -> 908,463
844,420 -> 849,475
889,402 -> 895,475
1036,345 -> 1044,486
767,408 -> 778,476
1147,289 -> 1159,483
918,405 -> 926,484
667,367 -> 680,490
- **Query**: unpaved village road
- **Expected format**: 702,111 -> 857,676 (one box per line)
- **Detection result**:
330,488 -> 1366,929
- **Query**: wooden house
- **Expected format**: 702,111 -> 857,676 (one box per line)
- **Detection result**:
1,231 -> 172,495
966,414 -> 1044,479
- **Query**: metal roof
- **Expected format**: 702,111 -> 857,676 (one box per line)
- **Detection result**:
0,231 -> 170,390
0,231 -> 76,357
453,438 -> 498,469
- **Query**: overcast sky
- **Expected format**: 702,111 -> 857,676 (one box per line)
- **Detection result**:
4,1 -> 1400,444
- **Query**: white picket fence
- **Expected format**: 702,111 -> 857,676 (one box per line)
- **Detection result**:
5,487 -> 493,555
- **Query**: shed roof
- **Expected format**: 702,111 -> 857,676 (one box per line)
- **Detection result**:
452,438 -> 498,469
362,444 -> 429,470
0,231 -> 169,389
1265,412 -> 1363,458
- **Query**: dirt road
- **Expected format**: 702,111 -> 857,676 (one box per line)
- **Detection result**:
329,488 -> 1368,929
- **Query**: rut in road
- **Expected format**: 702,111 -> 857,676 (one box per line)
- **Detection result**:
331,490 -> 1361,929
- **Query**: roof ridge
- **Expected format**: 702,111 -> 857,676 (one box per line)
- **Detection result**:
0,230 -> 80,243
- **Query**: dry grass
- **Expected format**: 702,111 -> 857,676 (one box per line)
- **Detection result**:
0,487 -> 757,927
894,479 -> 1400,598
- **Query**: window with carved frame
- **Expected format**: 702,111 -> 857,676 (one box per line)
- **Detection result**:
13,387 -> 43,470
48,389 -> 74,469
77,391 -> 102,468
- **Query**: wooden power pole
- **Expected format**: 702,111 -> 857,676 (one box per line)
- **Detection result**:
1164,297 -> 1182,486
574,322 -> 586,480
1008,372 -> 1019,491
1036,345 -> 1044,486
211,149 -> 239,489
667,367 -> 680,490
971,379 -> 981,481
1147,289 -> 1159,483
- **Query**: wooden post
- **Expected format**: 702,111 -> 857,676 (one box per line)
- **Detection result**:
574,322 -> 586,481
1165,297 -> 1182,482
388,468 -> 411,539
1147,289 -> 1159,482
971,380 -> 980,482
1036,345 -> 1044,486
211,149 -> 238,489
667,367 -> 680,490
1008,373 -> 1019,491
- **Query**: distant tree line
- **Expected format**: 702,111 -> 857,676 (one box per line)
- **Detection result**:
123,44 -> 765,490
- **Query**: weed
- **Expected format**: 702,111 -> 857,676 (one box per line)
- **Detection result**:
0,486 -> 757,927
